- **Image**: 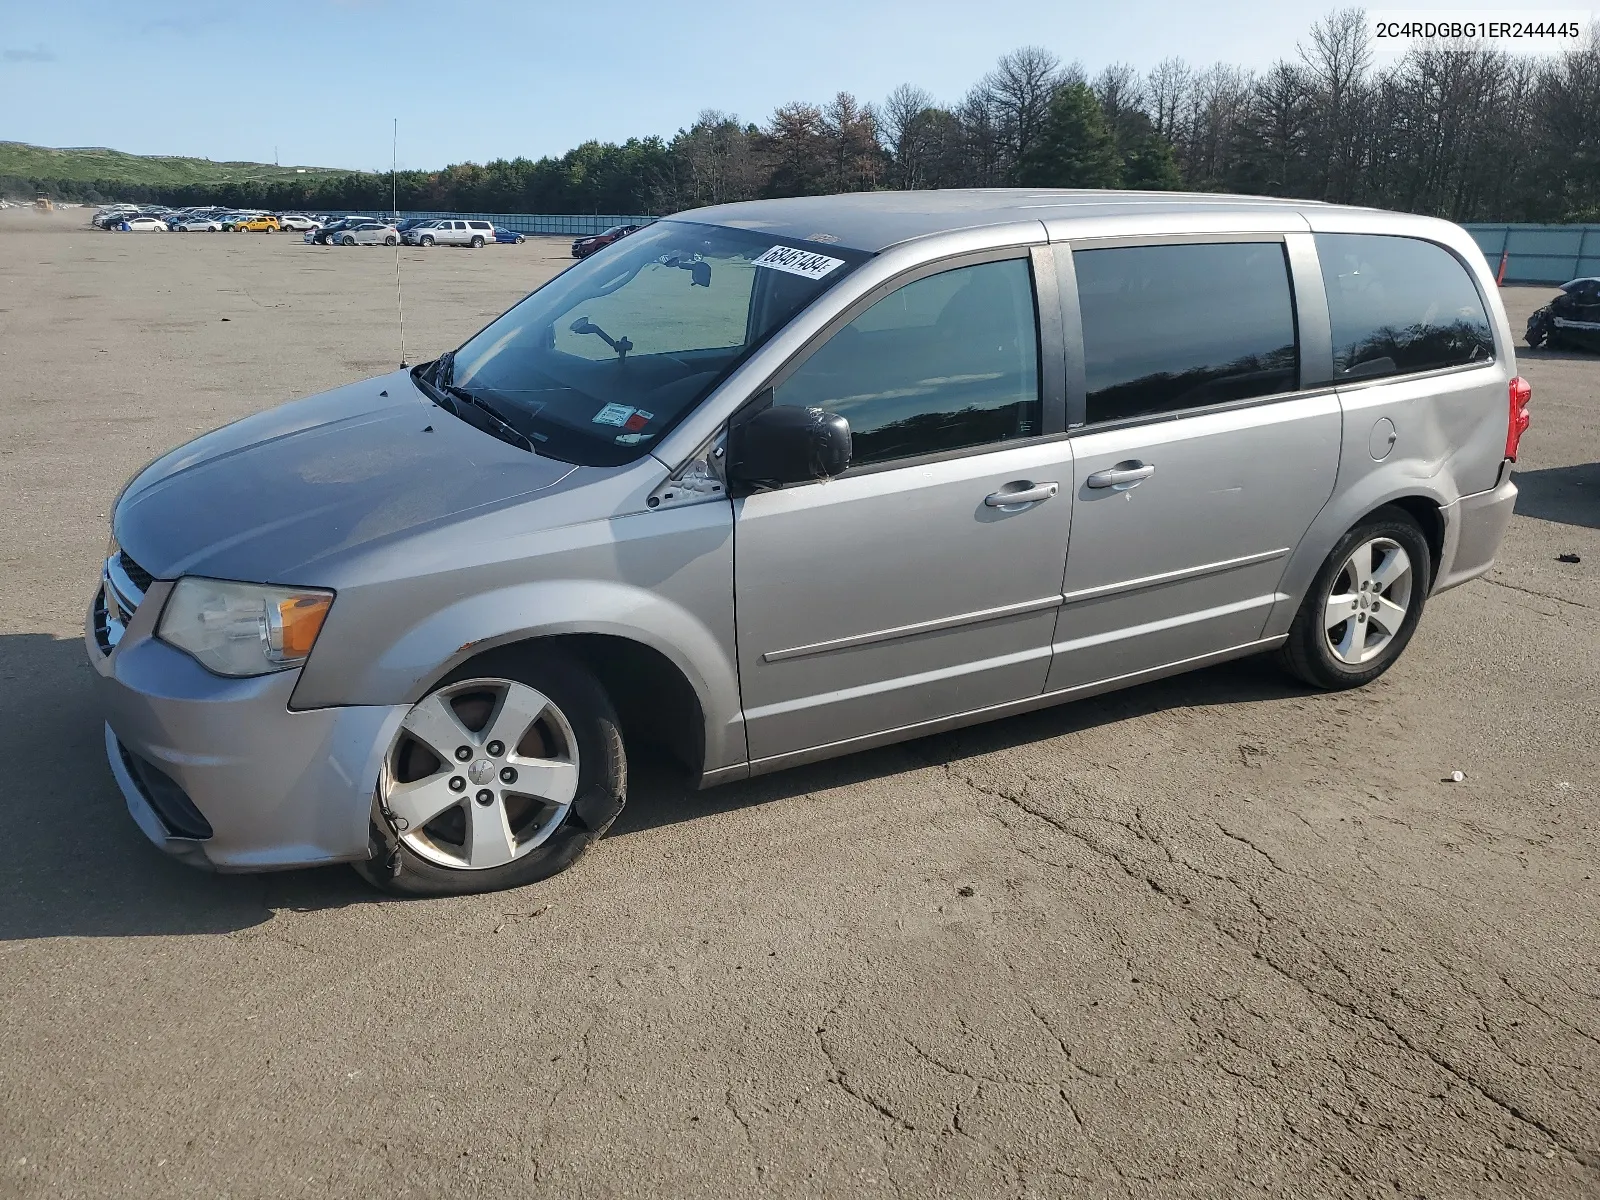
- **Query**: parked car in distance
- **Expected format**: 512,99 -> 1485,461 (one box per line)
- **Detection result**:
492,226 -> 526,244
276,214 -> 321,232
117,216 -> 169,232
571,224 -> 640,258
169,216 -> 224,232
333,221 -> 400,246
1525,277 -> 1600,351
407,218 -> 494,248
89,191 -> 1528,899
231,214 -> 281,233
308,217 -> 363,245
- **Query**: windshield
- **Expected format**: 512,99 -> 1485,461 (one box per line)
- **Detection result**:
445,220 -> 866,466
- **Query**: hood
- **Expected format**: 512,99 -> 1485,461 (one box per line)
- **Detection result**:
115,370 -> 585,584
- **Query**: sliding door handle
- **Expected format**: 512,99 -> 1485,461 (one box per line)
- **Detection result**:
985,481 -> 1059,508
1086,462 -> 1155,489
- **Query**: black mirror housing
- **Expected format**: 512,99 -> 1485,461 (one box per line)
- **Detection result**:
728,403 -> 851,491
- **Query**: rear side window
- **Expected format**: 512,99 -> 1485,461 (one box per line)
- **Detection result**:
1316,233 -> 1494,380
775,258 -> 1041,467
1075,242 -> 1298,425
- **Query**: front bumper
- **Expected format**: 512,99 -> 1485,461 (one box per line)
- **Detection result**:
85,579 -> 407,872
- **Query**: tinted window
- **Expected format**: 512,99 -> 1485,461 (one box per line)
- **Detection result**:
1316,233 -> 1494,379
774,258 -> 1040,467
1076,242 -> 1299,424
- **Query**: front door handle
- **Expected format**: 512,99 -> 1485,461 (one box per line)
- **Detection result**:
985,481 -> 1059,508
1086,462 -> 1155,489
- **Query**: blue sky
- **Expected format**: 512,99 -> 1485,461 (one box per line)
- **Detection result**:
1,0 -> 1477,171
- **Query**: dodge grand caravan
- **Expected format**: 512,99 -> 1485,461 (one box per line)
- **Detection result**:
88,190 -> 1528,896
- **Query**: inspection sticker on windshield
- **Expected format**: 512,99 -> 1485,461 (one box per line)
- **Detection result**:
592,403 -> 636,427
752,245 -> 844,280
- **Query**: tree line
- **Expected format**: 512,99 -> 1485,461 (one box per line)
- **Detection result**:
19,9 -> 1600,223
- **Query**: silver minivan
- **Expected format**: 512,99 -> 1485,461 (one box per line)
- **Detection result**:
88,191 -> 1528,896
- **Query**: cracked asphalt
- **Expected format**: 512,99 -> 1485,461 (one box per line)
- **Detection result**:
1,209 -> 1597,1198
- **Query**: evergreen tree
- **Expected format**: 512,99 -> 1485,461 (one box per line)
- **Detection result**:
1015,82 -> 1122,188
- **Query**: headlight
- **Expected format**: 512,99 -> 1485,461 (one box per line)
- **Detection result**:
157,578 -> 333,677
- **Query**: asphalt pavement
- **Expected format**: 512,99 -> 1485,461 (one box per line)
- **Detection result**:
0,208 -> 1596,1198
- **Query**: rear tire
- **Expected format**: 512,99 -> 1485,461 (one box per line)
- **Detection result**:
1277,508 -> 1431,690
354,648 -> 627,897
471,235 -> 484,248
385,234 -> 398,246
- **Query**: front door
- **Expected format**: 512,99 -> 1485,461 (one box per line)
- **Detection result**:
734,254 -> 1073,763
1047,239 -> 1341,692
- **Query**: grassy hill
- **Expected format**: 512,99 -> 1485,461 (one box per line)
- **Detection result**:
0,142 -> 362,187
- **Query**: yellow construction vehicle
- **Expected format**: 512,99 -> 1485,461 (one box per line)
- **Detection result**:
34,196 -> 53,213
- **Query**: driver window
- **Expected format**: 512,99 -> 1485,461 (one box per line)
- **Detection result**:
773,258 -> 1041,467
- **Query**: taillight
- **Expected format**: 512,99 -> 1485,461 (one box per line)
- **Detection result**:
1506,376 -> 1531,461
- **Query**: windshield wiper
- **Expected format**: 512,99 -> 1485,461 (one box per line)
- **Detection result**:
418,354 -> 535,453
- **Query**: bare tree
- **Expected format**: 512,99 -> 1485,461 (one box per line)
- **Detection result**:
1145,57 -> 1194,144
882,83 -> 936,188
980,46 -> 1069,176
1093,63 -> 1143,123
1299,7 -> 1374,200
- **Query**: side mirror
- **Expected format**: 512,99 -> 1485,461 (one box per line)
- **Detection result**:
728,402 -> 851,491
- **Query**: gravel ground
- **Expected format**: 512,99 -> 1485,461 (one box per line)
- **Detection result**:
0,207 -> 1596,1199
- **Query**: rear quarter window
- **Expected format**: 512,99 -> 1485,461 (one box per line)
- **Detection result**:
1315,233 -> 1494,380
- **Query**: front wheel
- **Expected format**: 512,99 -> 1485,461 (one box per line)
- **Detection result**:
419,235 -> 434,247
1278,509 -> 1431,690
356,650 -> 626,897
341,234 -> 355,246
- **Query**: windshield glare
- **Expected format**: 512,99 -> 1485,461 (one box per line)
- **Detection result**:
449,220 -> 865,466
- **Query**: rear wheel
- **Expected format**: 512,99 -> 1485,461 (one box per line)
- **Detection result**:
1278,509 -> 1431,690
470,235 -> 485,248
385,234 -> 398,246
356,650 -> 627,897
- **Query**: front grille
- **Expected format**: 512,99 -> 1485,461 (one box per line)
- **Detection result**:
118,551 -> 154,593
92,587 -> 119,655
116,739 -> 214,840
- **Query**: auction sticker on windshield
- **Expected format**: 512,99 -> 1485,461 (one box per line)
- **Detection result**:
592,403 -> 637,427
752,245 -> 845,280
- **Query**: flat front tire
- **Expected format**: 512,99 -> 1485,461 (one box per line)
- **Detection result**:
1278,508 -> 1432,690
355,649 -> 626,897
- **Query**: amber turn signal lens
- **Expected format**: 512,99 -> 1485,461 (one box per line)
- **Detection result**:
270,594 -> 333,663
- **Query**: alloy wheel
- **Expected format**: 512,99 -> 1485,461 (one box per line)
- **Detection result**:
1323,537 -> 1413,665
382,678 -> 581,870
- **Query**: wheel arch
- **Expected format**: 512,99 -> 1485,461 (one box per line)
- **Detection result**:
295,578 -> 744,783
1266,484 -> 1450,640
446,633 -> 707,780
